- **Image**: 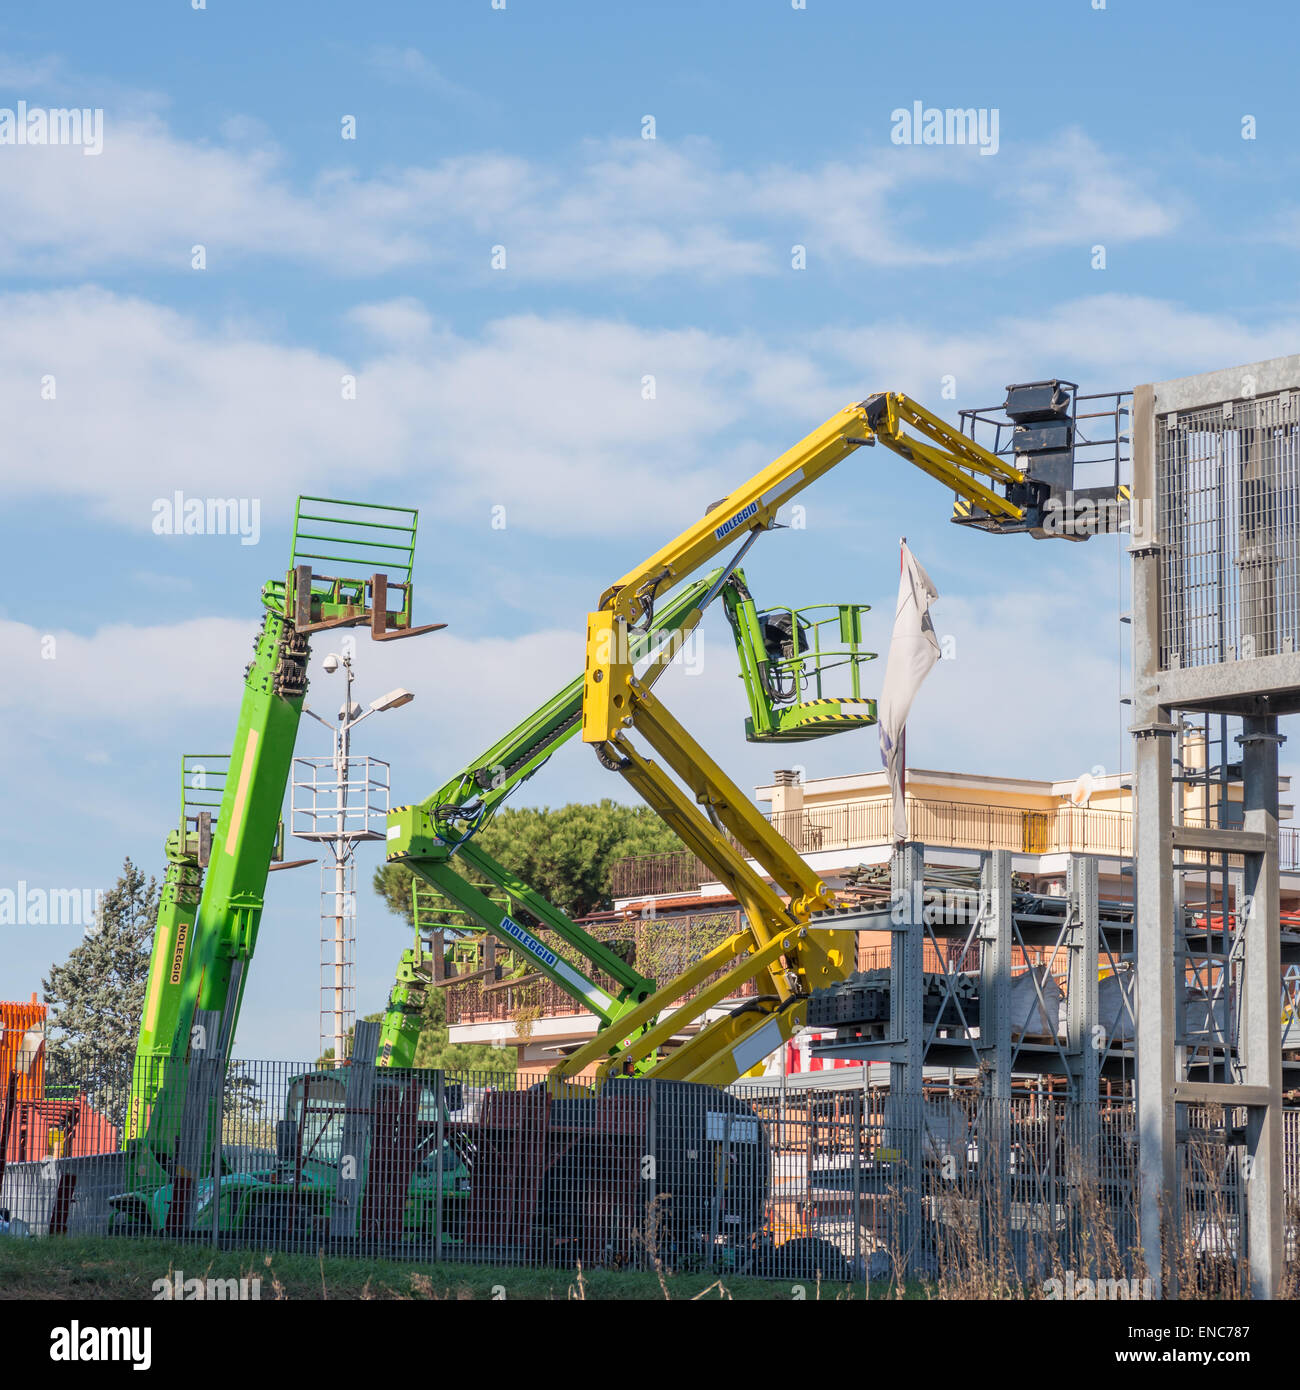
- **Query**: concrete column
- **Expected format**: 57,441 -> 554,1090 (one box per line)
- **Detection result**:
1238,716 -> 1284,1299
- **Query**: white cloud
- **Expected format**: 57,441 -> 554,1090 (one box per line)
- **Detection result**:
823,294 -> 1300,407
0,107 -> 1174,280
346,296 -> 435,347
748,129 -> 1176,269
0,115 -> 431,275
0,288 -> 822,535
0,616 -> 253,723
363,44 -> 484,108
9,287 -> 1300,545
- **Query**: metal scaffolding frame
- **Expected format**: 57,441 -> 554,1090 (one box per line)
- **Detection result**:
816,850 -> 1131,1098
808,846 -> 1135,1260
1131,356 -> 1300,1299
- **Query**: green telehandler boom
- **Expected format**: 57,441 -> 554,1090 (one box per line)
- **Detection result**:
127,497 -> 441,1190
127,754 -> 314,1142
127,755 -> 223,1142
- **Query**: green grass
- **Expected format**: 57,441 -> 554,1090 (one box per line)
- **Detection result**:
0,1236 -> 886,1301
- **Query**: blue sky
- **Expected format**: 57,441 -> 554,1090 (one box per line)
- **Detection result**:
3,0 -> 1298,1056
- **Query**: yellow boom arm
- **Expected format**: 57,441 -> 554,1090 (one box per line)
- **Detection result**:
565,393 -> 1023,1089
592,393 -> 1022,636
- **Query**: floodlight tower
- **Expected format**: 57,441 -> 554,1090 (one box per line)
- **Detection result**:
296,652 -> 414,1065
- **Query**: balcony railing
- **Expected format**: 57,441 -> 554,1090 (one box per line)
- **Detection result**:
608,796 -> 1300,898
609,849 -> 711,899
770,798 -> 1134,857
446,908 -> 749,1028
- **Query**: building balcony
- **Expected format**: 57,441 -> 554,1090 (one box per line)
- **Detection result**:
609,795 -> 1300,899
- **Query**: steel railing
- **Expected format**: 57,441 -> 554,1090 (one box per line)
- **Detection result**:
611,799 -> 1300,895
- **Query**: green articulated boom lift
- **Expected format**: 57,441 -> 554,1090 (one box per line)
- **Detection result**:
380,567 -> 878,1069
124,497 -> 442,1210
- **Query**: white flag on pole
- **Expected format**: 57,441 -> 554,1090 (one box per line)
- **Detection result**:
878,541 -> 940,841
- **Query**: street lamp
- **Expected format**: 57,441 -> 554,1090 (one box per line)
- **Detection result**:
299,652 -> 415,1065
370,688 -> 415,713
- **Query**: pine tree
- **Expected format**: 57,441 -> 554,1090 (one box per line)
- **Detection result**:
42,857 -> 157,1099
373,799 -> 682,925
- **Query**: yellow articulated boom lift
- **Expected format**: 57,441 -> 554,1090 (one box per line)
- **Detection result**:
561,387 -> 1108,1090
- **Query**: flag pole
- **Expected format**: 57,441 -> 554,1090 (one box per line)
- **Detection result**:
897,537 -> 906,847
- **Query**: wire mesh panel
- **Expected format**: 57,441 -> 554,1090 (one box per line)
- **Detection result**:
1158,391 -> 1300,669
4,1049 -> 1298,1295
1178,1105 -> 1250,1297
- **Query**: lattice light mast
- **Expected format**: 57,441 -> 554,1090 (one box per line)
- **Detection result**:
296,652 -> 414,1066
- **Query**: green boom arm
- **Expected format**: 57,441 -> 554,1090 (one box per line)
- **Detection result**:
378,570 -> 724,1066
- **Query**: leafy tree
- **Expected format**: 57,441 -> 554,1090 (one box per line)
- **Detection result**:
373,800 -> 682,927
42,858 -> 157,1099
408,987 -> 513,1075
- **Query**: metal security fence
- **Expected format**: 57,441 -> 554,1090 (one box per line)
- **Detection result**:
1158,391 -> 1300,669
1175,1105 -> 1300,1295
733,1084 -> 1142,1289
2,1047 -> 1298,1293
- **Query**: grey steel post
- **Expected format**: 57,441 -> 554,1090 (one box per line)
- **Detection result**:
852,1090 -> 863,1280
433,1068 -> 445,1264
175,1008 -> 224,1234
708,1111 -> 732,1273
889,842 -> 925,1097
645,1077 -> 658,1271
1238,716 -> 1284,1299
978,850 -> 1012,1100
888,843 -> 925,1269
210,1056 -> 224,1250
330,1018 -> 380,1241
1131,380 -> 1180,1296
1066,857 -> 1101,1167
